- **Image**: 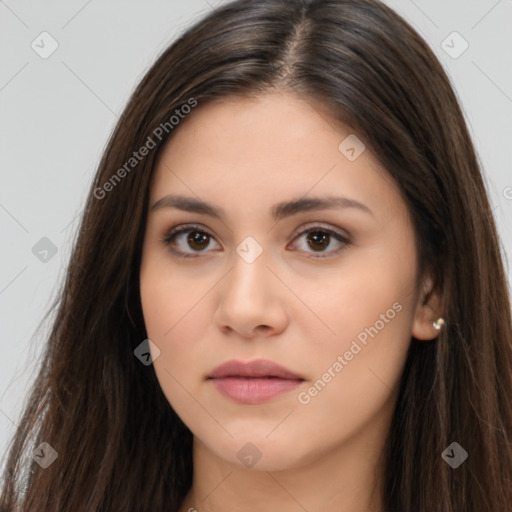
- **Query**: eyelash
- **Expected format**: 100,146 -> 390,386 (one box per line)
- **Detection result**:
160,223 -> 351,260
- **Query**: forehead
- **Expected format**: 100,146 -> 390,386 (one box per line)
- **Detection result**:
149,92 -> 404,221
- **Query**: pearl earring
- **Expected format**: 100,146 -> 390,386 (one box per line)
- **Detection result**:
433,317 -> 445,330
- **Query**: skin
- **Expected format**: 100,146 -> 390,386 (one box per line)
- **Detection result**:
139,91 -> 442,512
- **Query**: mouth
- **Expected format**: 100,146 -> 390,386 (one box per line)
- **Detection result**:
207,359 -> 305,404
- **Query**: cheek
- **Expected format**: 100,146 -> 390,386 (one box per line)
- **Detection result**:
295,248 -> 415,348
297,288 -> 411,412
293,239 -> 416,399
140,252 -> 211,339
288,276 -> 414,454
139,261 -> 215,415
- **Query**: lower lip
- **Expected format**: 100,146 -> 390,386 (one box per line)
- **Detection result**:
210,377 -> 303,404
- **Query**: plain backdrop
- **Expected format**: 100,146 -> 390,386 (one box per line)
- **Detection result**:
1,0 -> 511,464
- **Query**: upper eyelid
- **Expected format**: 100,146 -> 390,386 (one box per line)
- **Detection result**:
165,222 -> 349,241
165,223 -> 217,241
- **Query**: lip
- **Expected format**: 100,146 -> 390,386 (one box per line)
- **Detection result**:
208,359 -> 305,404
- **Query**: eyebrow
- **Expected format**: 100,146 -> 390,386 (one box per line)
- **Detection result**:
150,194 -> 373,220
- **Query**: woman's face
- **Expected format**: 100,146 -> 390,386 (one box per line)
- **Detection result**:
139,91 -> 438,471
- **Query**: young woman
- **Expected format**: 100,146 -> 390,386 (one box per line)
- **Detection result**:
1,0 -> 511,510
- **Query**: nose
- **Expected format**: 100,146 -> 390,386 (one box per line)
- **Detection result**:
213,250 -> 289,339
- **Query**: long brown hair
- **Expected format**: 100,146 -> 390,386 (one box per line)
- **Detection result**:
2,0 -> 511,510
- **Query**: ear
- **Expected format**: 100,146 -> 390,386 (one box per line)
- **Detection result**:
411,273 -> 444,341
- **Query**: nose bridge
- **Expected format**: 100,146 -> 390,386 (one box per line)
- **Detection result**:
214,238 -> 288,336
226,241 -> 271,301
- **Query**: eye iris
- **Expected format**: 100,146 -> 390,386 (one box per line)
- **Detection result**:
188,231 -> 209,250
307,231 -> 329,251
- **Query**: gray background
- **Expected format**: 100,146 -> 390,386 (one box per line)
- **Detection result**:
1,0 -> 511,462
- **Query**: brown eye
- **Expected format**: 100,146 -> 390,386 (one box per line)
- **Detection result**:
290,225 -> 351,258
161,224 -> 221,257
187,231 -> 210,251
306,231 -> 331,251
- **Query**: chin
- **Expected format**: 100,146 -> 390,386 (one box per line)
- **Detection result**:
203,432 -> 317,472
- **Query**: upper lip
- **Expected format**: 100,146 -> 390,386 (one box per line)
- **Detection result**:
208,359 -> 304,380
